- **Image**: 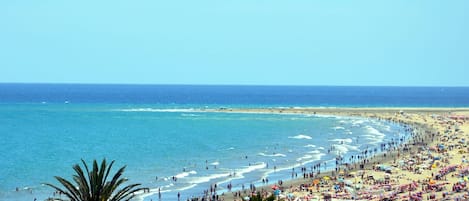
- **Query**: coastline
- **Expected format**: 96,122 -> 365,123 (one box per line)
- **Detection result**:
206,107 -> 469,201
5,106 -> 469,201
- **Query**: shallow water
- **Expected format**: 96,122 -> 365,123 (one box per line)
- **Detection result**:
0,104 -> 409,201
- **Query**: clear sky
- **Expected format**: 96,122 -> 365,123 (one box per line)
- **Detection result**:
1,1 -> 468,86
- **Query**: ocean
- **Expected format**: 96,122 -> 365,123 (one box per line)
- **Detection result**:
0,84 -> 468,201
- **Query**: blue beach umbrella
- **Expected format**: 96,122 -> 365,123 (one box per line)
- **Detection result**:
274,189 -> 281,196
438,144 -> 445,149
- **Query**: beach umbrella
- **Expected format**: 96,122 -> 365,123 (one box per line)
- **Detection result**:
323,176 -> 330,180
243,196 -> 250,201
274,189 -> 281,196
334,184 -> 340,191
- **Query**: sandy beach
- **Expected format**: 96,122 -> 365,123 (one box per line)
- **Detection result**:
209,107 -> 469,201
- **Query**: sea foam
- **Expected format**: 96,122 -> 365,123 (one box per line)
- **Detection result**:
175,170 -> 197,179
118,108 -> 198,113
258,153 -> 286,157
363,125 -> 386,144
332,126 -> 345,130
187,172 -> 231,184
330,138 -> 353,144
288,134 -> 312,140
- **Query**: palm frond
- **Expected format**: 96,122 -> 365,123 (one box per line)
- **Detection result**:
45,159 -> 146,201
72,163 -> 90,200
110,183 -> 144,201
43,176 -> 80,201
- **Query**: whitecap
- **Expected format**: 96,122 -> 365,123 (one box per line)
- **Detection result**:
181,113 -> 201,117
364,126 -> 385,144
332,145 -> 349,154
188,172 -> 231,184
332,144 -> 360,154
288,134 -> 312,140
175,170 -> 197,179
231,162 -> 267,179
258,153 -> 286,157
384,125 -> 391,132
332,126 -> 345,130
304,144 -> 316,148
117,108 -> 197,113
308,150 -> 321,154
296,153 -> 326,165
352,120 -> 365,125
297,155 -> 313,161
330,138 -> 353,144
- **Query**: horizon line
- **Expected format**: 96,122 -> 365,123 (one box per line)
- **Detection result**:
0,82 -> 468,88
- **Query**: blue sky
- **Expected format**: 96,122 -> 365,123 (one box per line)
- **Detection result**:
1,1 -> 468,86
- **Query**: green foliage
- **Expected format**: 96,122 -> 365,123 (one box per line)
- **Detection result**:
44,159 -> 147,201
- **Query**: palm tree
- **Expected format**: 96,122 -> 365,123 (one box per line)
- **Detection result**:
45,159 -> 148,201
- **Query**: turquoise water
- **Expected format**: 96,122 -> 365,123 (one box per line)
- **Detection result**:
0,103 -> 409,201
2,84 -> 457,200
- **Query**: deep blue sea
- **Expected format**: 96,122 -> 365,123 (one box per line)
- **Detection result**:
0,84 -> 468,201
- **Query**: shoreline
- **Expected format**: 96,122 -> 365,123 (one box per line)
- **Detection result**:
203,107 -> 469,201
